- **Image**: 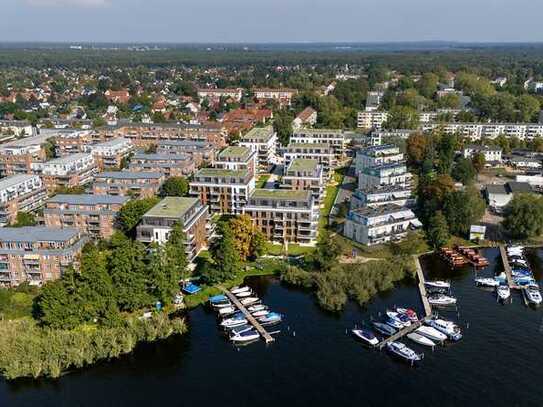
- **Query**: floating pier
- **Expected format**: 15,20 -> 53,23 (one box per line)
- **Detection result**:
376,256 -> 432,349
499,245 -> 520,290
219,287 -> 275,343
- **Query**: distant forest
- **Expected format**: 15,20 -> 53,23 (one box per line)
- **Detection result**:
2,43 -> 543,75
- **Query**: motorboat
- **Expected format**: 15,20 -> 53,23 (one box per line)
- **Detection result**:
515,276 -> 537,286
220,316 -> 248,328
251,310 -> 269,318
386,311 -> 411,327
475,277 -> 499,288
230,330 -> 260,344
523,285 -> 543,306
235,291 -> 253,298
352,328 -> 379,346
258,312 -> 282,326
427,318 -> 463,341
384,316 -> 404,330
247,304 -> 268,313
218,306 -> 236,316
386,342 -> 423,364
428,294 -> 457,306
229,324 -> 254,336
209,294 -> 227,303
415,325 -> 447,342
211,299 -> 232,309
231,286 -> 251,295
494,273 -> 507,284
396,308 -> 418,322
407,332 -> 436,347
496,285 -> 511,301
372,321 -> 396,336
240,297 -> 260,306
425,281 -> 450,290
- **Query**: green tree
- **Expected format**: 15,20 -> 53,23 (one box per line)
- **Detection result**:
108,237 -> 150,311
472,152 -> 486,172
42,137 -> 57,160
160,177 -> 189,197
452,157 -> 477,184
229,214 -> 266,261
273,111 -> 294,146
502,194 -> 543,239
312,231 -> 343,272
427,211 -> 450,249
208,226 -> 241,282
117,197 -> 160,233
11,212 -> 37,227
384,105 -> 419,129
443,187 -> 486,236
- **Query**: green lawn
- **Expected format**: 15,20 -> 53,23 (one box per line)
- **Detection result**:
264,242 -> 316,256
319,168 -> 345,233
256,174 -> 271,188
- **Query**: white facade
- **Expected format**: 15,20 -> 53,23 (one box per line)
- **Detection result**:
462,146 -> 502,163
290,129 -> 345,157
423,122 -> 543,141
31,153 -> 95,176
355,144 -> 404,175
88,137 -> 133,158
344,204 -> 421,245
350,185 -> 413,209
0,174 -> 44,205
357,111 -> 388,130
358,163 -> 411,189
239,127 -> 278,171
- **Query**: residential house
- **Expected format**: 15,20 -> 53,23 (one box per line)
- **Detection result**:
253,88 -> 297,106
92,171 -> 164,198
213,146 -> 257,177
156,140 -> 216,167
128,152 -> 195,177
284,143 -> 335,176
355,144 -> 404,175
292,107 -> 317,129
87,138 -> 134,170
239,126 -> 278,172
290,129 -> 346,158
358,163 -> 411,189
281,158 -> 324,203
31,153 -> 98,193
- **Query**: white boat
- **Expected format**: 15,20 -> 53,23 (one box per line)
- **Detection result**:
415,325 -> 447,342
235,291 -> 253,298
220,317 -> 248,328
428,294 -> 457,306
251,310 -> 269,317
386,311 -> 411,327
352,329 -> 379,346
427,318 -> 462,341
212,301 -> 233,309
240,297 -> 260,306
425,280 -> 450,290
475,277 -> 499,287
407,332 -> 436,347
496,285 -> 511,301
396,308 -> 418,322
386,342 -> 424,364
247,304 -> 268,312
231,286 -> 251,295
230,330 -> 260,343
218,306 -> 236,316
523,285 -> 543,306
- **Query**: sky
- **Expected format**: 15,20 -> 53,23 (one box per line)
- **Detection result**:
2,0 -> 543,43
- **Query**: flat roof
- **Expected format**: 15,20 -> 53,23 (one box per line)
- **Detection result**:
241,126 -> 274,141
287,158 -> 319,172
0,174 -> 39,190
485,184 -> 508,194
43,153 -> 91,165
251,188 -> 310,201
287,143 -> 331,150
196,168 -> 249,177
48,194 -> 128,205
144,197 -> 199,218
351,203 -> 409,217
97,171 -> 162,179
92,137 -> 130,148
0,134 -> 50,148
217,146 -> 252,159
0,227 -> 79,242
132,153 -> 190,161
293,128 -> 342,135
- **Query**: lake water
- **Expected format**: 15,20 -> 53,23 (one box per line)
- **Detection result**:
2,248 -> 543,406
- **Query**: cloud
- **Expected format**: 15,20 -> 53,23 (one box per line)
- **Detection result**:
25,0 -> 110,7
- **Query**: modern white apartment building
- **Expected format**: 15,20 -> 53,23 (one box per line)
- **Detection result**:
281,158 -> 324,203
239,126 -> 278,172
284,143 -> 335,175
31,153 -> 98,192
422,122 -> 543,141
86,137 -> 134,169
253,88 -> 297,106
197,88 -> 243,102
189,168 -> 255,215
290,129 -> 346,157
243,189 -> 319,245
350,185 -> 414,209
462,145 -> 503,163
344,204 -> 421,246
357,111 -> 388,130
355,144 -> 404,175
0,174 -> 47,226
213,146 -> 257,177
358,163 -> 411,189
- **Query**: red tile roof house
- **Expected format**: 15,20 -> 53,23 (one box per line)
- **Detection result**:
104,89 -> 130,104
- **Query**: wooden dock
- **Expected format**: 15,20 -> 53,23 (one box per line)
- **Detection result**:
376,256 -> 432,349
499,245 -> 519,289
414,255 -> 432,318
219,287 -> 275,343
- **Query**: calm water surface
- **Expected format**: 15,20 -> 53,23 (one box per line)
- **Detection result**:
2,248 -> 543,407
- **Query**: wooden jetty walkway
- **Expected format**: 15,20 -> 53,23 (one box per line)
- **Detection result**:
219,287 -> 275,344
376,256 -> 432,349
499,245 -> 519,289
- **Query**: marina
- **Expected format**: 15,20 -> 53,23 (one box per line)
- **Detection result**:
3,247 -> 543,406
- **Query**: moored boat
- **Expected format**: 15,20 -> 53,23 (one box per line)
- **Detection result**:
427,318 -> 462,341
475,277 -> 499,287
523,285 -> 542,306
386,341 -> 423,364
240,297 -> 260,306
352,328 -> 379,346
258,312 -> 282,326
220,316 -> 248,328
384,316 -> 404,330
231,286 -> 251,295
251,310 -> 269,317
396,308 -> 418,322
229,324 -> 253,336
386,311 -> 411,327
230,330 -> 260,344
218,306 -> 236,316
415,325 -> 447,342
407,332 -> 436,347
235,291 -> 253,298
247,304 -> 268,312
496,285 -> 511,301
428,294 -> 457,306
372,321 -> 396,336
425,280 -> 450,290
